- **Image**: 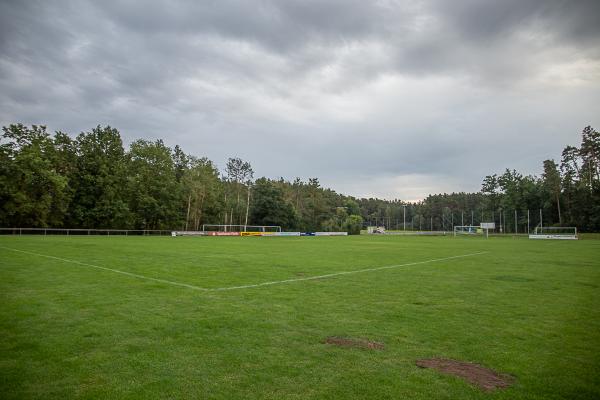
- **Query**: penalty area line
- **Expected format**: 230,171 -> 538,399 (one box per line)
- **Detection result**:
1,246 -> 488,292
210,251 -> 489,291
0,246 -> 209,292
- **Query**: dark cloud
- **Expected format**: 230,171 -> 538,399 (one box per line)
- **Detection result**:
435,0 -> 600,46
1,0 -> 599,199
92,0 -> 401,51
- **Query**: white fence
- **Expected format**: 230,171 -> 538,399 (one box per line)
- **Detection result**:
0,228 -> 173,236
1,228 -> 351,237
172,231 -> 349,237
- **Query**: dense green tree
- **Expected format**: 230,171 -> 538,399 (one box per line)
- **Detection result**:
69,126 -> 130,228
344,214 -> 363,235
322,207 -> 349,232
172,145 -> 189,183
0,124 -> 69,227
250,178 -> 297,229
322,206 -> 363,234
128,139 -> 181,229
1,123 -> 599,232
182,156 -> 223,230
303,178 -> 329,231
580,126 -> 600,186
542,160 -> 562,224
224,157 -> 254,227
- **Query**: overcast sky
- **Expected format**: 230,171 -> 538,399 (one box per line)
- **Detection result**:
1,0 -> 599,201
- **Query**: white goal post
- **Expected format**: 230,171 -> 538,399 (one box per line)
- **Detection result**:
529,226 -> 578,240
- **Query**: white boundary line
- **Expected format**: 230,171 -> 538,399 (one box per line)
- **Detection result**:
0,246 -> 209,291
210,252 -> 488,291
1,246 -> 487,292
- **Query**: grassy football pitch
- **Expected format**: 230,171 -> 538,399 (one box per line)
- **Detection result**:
1,234 -> 599,399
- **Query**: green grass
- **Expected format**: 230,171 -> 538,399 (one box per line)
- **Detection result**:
1,234 -> 599,399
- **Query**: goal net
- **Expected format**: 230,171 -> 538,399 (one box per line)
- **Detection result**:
453,226 -> 482,236
529,227 -> 577,240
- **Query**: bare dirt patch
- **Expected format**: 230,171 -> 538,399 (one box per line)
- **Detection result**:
416,358 -> 515,391
323,336 -> 385,350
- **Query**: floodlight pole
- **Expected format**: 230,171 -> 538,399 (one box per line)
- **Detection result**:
471,210 -> 474,226
589,159 -> 593,192
244,184 -> 251,232
403,205 -> 406,231
499,210 -> 502,234
461,211 -> 464,226
540,209 -> 543,230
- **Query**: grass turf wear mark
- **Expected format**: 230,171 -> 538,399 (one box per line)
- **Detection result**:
416,358 -> 515,391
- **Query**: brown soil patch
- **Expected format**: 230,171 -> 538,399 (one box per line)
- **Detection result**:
416,358 -> 515,391
323,336 -> 384,350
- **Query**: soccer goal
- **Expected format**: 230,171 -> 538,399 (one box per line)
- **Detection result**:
453,226 -> 482,236
201,224 -> 282,233
529,226 -> 578,240
367,226 -> 386,234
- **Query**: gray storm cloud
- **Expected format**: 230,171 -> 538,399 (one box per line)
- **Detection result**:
1,0 -> 599,199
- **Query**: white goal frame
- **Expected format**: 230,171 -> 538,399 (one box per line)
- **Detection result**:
529,226 -> 578,240
453,226 -> 481,237
201,224 -> 282,232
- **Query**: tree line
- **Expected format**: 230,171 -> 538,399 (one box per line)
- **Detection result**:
0,124 -> 363,233
1,124 -> 598,233
357,126 -> 600,232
